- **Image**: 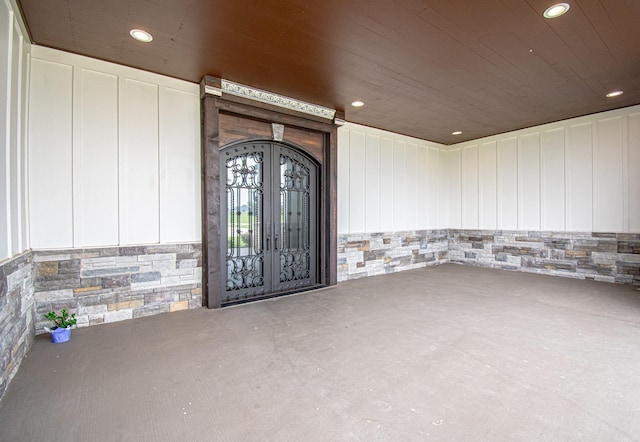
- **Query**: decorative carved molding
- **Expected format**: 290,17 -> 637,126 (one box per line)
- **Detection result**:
272,123 -> 285,141
221,80 -> 336,120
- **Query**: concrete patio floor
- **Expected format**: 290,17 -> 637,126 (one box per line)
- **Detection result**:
1,264 -> 639,441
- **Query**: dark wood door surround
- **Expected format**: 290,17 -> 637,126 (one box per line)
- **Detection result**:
200,76 -> 340,308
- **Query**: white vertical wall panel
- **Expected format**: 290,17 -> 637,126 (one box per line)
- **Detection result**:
497,138 -> 518,230
405,143 -> 418,230
393,140 -> 407,231
461,145 -> 478,229
629,114 -> 640,232
622,118 -> 630,233
540,128 -> 565,230
416,145 -> 429,227
29,46 -> 200,248
427,147 -> 439,229
448,149 -> 462,229
337,127 -> 350,233
159,87 -> 201,242
594,117 -> 624,232
565,123 -> 593,231
8,23 -> 21,255
337,123 -> 448,235
0,1 -> 29,259
119,78 -> 160,244
348,131 -> 366,233
25,45 -> 640,249
29,59 -> 74,249
457,105 -> 640,234
438,149 -> 450,228
20,51 -> 29,252
379,137 -> 395,232
364,134 -> 381,232
518,133 -> 540,230
478,141 -> 497,229
73,69 -> 119,246
0,2 -> 10,259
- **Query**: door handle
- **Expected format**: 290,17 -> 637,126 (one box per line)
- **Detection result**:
274,224 -> 279,251
265,225 -> 270,251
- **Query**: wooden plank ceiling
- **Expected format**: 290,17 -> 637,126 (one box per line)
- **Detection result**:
18,0 -> 640,144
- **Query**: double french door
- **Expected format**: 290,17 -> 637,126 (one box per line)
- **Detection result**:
221,141 -> 318,305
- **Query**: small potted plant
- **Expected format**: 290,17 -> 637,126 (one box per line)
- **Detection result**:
44,309 -> 77,343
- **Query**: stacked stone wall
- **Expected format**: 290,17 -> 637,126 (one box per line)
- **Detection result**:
33,243 -> 202,334
0,252 -> 34,400
337,230 -> 449,281
448,230 -> 640,284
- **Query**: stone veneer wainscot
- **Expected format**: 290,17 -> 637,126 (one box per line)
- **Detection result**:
338,229 -> 640,285
337,230 -> 449,281
448,230 -> 640,284
33,243 -> 202,333
0,252 -> 34,400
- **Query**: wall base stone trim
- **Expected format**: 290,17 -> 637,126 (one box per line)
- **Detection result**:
337,230 -> 449,281
338,229 -> 639,285
448,230 -> 640,285
32,243 -> 203,334
0,251 -> 34,401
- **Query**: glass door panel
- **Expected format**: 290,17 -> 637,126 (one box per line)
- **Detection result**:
221,142 -> 317,304
222,145 -> 271,302
274,148 -> 317,291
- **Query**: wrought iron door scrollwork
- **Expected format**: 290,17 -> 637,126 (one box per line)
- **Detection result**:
279,154 -> 311,284
280,251 -> 311,282
225,151 -> 265,294
226,152 -> 263,188
226,256 -> 265,291
221,142 -> 318,304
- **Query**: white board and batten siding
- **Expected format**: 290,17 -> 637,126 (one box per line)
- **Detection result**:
0,0 -> 30,261
25,46 -> 640,251
478,141 -> 497,229
461,144 -> 478,229
448,105 -> 640,233
497,137 -> 518,230
629,113 -> 640,232
337,123 -> 446,234
28,46 -> 201,249
447,148 -> 462,229
518,133 -> 541,231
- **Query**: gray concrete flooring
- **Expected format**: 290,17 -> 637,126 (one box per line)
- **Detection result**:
1,264 -> 640,441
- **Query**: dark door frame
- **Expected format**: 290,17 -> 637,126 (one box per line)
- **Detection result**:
200,75 -> 340,308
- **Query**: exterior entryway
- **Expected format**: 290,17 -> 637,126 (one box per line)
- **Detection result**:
221,141 -> 319,305
200,75 -> 339,309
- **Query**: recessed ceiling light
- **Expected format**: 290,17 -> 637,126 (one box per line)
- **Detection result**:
452,131 -> 462,135
606,90 -> 624,98
543,3 -> 570,19
351,100 -> 365,107
129,29 -> 153,43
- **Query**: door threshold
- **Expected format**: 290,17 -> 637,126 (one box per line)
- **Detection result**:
222,284 -> 327,307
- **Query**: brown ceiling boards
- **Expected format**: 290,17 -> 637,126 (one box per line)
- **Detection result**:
18,0 -> 640,144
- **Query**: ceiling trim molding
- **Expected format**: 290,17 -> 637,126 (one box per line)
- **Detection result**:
220,80 -> 336,120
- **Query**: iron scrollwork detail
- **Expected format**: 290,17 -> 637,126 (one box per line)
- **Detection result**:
226,151 -> 265,293
279,154 -> 311,284
222,143 -> 317,303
